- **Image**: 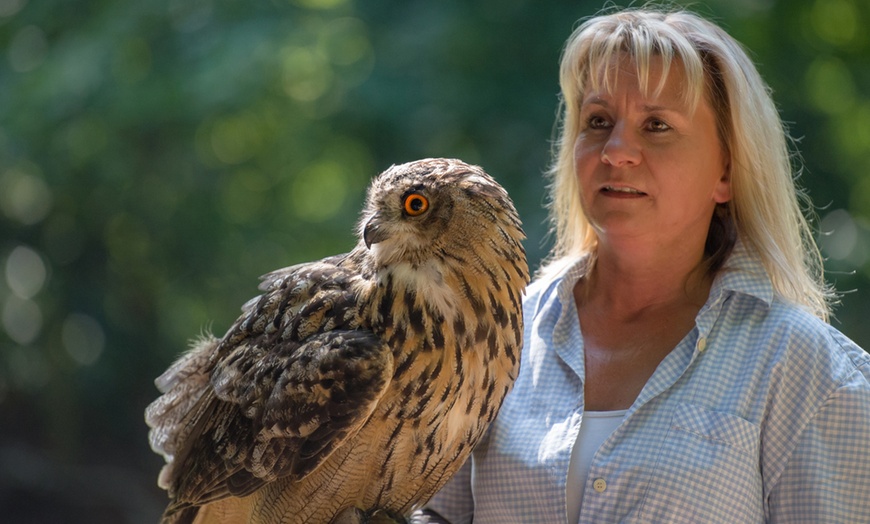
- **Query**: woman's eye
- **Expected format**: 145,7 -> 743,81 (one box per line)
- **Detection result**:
587,115 -> 610,129
647,119 -> 672,132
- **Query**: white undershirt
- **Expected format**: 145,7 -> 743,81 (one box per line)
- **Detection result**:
566,410 -> 628,524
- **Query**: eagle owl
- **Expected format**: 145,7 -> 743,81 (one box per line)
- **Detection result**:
146,158 -> 529,524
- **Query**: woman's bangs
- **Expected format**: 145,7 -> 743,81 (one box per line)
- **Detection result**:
578,22 -> 705,110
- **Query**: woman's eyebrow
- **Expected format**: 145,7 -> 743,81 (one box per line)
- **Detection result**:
581,96 -> 608,107
580,96 -> 686,115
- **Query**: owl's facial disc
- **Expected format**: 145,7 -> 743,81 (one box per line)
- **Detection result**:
364,187 -> 436,251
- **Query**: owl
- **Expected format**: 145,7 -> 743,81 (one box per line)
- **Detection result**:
145,158 -> 529,523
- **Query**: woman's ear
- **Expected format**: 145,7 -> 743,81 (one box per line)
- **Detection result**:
713,162 -> 732,204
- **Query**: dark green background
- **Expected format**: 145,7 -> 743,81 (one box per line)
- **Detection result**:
1,0 -> 868,521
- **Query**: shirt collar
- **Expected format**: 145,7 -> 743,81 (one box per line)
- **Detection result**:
533,238 -> 774,322
707,239 -> 774,309
532,255 -> 592,320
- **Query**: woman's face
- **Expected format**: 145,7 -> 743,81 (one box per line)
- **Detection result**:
573,55 -> 731,250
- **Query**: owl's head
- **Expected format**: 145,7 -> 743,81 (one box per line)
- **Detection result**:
358,158 -> 525,268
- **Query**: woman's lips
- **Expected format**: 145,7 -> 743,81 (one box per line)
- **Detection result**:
601,185 -> 647,197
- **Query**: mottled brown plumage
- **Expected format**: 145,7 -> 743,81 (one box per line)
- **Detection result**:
145,158 -> 529,524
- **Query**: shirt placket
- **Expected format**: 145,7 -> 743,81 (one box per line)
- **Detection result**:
575,293 -> 726,522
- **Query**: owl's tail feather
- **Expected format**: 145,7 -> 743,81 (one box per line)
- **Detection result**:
145,334 -> 220,491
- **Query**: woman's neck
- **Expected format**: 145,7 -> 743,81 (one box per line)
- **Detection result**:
579,239 -> 712,316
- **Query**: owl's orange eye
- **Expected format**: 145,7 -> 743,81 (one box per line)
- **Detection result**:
403,193 -> 429,216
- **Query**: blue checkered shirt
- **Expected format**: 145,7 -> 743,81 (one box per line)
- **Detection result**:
425,242 -> 870,523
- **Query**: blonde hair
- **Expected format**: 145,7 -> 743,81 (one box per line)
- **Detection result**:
543,7 -> 834,320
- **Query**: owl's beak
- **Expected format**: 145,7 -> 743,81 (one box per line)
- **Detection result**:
363,215 -> 388,249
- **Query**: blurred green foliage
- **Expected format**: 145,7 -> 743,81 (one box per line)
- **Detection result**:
0,0 -> 867,521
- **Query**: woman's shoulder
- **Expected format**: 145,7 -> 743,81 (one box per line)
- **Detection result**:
715,243 -> 868,381
755,297 -> 870,387
523,255 -> 591,314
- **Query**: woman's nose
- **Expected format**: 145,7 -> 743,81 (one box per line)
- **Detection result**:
600,122 -> 641,167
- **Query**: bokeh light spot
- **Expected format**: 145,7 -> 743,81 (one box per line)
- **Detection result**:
5,245 -> 47,299
319,17 -> 371,66
834,102 -> 870,162
290,160 -> 349,222
2,296 -> 42,345
0,0 -> 28,18
0,163 -> 53,225
811,0 -> 858,47
804,56 -> 855,115
210,112 -> 265,165
282,46 -> 334,102
318,17 -> 374,89
289,0 -> 349,9
62,313 -> 106,366
820,209 -> 859,261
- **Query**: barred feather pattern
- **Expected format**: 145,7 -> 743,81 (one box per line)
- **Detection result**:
145,158 -> 529,524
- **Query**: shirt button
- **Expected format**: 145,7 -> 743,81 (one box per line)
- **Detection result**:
697,337 -> 707,352
593,478 -> 607,493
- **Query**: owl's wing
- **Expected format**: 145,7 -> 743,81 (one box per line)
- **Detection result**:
223,252 -> 366,347
171,330 -> 393,507
152,253 -> 392,510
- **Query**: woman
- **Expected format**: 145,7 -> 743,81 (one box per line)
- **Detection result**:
419,7 -> 870,523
